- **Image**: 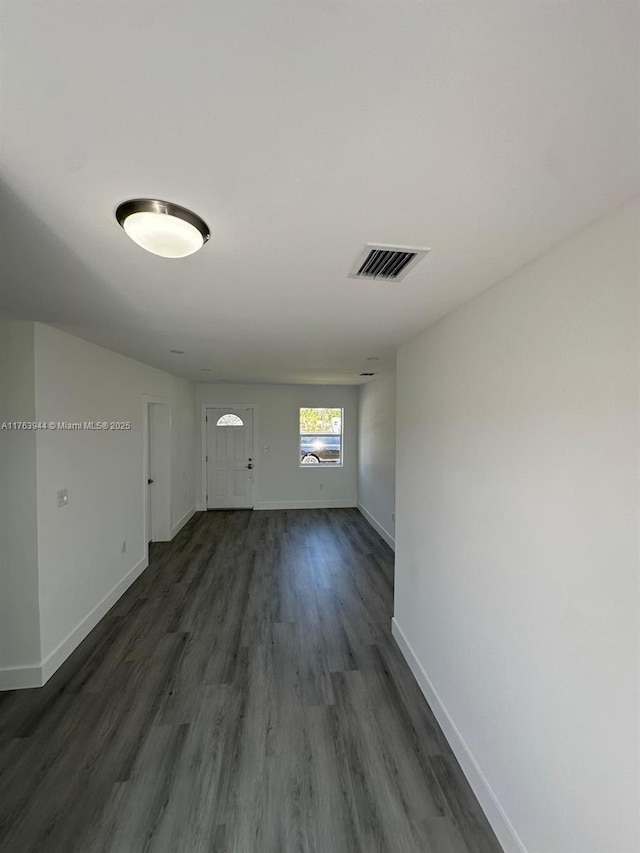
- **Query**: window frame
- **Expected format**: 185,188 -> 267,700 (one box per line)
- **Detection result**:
298,407 -> 344,469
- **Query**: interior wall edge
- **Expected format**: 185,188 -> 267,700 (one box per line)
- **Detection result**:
171,505 -> 197,538
40,553 -> 149,687
0,553 -> 150,692
391,617 -> 526,853
357,503 -> 396,551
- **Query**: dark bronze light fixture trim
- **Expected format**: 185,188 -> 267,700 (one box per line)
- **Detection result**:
115,199 -> 210,242
115,198 -> 210,258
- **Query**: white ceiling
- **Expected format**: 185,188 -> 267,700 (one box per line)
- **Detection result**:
1,0 -> 638,384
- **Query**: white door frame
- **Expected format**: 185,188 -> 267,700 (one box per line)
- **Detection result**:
199,402 -> 257,510
142,395 -> 172,550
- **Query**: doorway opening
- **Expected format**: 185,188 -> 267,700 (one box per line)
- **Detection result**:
144,400 -> 172,543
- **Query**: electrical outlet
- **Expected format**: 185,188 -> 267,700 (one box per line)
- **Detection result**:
121,540 -> 127,553
319,483 -> 324,490
57,488 -> 69,508
391,512 -> 395,522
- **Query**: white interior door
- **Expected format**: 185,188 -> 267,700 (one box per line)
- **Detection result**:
206,408 -> 254,509
146,401 -> 172,542
147,410 -> 153,542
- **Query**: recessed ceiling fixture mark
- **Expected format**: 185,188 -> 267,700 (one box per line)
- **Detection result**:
116,199 -> 210,258
169,349 -> 185,354
349,243 -> 430,281
360,372 -> 376,377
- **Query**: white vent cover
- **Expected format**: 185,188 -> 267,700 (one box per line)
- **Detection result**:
349,243 -> 430,281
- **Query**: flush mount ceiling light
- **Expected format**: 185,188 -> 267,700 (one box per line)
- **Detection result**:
116,199 -> 210,258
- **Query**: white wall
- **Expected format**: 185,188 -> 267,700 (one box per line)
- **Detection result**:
0,322 -> 41,686
195,383 -> 358,509
358,371 -> 396,548
394,200 -> 639,853
32,323 -> 197,679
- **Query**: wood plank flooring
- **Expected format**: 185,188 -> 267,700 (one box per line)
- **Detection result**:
0,509 -> 502,853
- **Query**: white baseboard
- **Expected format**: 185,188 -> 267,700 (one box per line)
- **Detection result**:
357,503 -> 395,550
0,554 -> 150,692
254,499 -> 357,510
39,554 -> 149,686
172,505 -> 197,537
196,502 -> 206,512
0,662 -> 43,691
391,617 -> 526,853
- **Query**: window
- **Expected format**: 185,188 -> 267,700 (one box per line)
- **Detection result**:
216,413 -> 244,426
299,407 -> 343,466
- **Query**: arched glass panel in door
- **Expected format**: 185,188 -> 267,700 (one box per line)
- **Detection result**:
216,413 -> 244,426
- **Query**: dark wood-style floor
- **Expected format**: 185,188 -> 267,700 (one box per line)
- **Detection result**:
0,509 -> 501,853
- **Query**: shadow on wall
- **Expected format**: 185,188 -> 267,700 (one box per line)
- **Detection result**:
0,176 -> 152,336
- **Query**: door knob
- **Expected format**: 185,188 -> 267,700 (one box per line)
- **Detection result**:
148,478 -> 154,484
246,463 -> 253,470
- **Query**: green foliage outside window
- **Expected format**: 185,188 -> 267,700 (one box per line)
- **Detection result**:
299,407 -> 342,434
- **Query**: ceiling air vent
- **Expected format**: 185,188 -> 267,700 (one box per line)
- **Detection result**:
359,372 -> 376,377
349,243 -> 430,282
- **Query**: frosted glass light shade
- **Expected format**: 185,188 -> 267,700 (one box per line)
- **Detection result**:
116,199 -> 209,258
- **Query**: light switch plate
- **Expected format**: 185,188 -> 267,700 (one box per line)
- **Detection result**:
57,488 -> 69,508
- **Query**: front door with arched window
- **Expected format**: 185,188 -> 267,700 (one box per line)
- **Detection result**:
206,407 -> 254,508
